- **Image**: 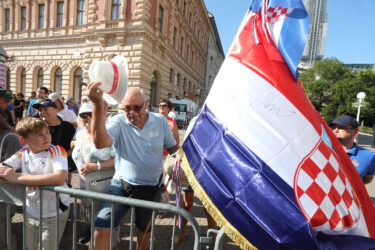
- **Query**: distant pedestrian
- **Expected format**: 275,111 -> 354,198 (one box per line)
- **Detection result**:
13,93 -> 25,123
28,87 -> 48,117
0,88 -> 15,127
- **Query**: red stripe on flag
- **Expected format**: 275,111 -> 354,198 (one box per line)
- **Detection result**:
228,13 -> 322,134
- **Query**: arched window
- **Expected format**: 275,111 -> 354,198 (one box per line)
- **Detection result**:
21,69 -> 26,93
6,69 -> 10,90
37,68 -> 44,87
73,68 -> 83,101
54,68 -> 63,93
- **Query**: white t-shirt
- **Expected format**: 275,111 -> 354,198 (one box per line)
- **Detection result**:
58,108 -> 78,124
4,145 -> 70,218
168,111 -> 177,120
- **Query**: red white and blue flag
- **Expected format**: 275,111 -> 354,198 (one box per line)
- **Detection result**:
181,0 -> 375,249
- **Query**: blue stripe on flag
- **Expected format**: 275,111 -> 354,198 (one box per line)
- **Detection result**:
277,8 -> 309,79
183,105 -> 319,249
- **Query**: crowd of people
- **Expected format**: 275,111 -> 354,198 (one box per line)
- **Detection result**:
0,84 -> 374,249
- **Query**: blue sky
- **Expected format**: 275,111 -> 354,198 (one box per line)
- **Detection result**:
204,0 -> 375,64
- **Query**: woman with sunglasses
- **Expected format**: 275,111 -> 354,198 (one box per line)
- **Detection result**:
72,103 -> 116,245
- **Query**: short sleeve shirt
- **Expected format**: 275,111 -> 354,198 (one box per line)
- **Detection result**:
347,144 -> 375,178
27,99 -> 38,116
4,145 -> 70,218
106,112 -> 176,186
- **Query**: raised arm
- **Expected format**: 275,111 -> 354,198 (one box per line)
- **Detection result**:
87,82 -> 113,148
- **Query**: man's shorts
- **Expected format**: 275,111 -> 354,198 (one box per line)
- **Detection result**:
94,178 -> 162,232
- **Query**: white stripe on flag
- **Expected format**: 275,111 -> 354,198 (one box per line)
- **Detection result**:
205,58 -> 320,187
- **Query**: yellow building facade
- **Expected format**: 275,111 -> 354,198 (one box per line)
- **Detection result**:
0,0 -> 211,107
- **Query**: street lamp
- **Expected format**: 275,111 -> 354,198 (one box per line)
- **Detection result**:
356,92 -> 366,122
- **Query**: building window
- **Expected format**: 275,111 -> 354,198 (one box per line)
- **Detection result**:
77,0 -> 85,26
188,12 -> 192,25
21,69 -> 26,93
183,78 -> 186,90
158,5 -> 164,32
174,73 -> 180,87
172,27 -> 177,48
21,7 -> 27,30
169,68 -> 173,83
73,68 -> 83,101
5,9 -> 10,32
111,0 -> 121,20
57,2 -> 64,27
54,68 -> 63,93
183,1 -> 186,16
37,69 -> 44,87
180,36 -> 184,56
38,4 -> 45,29
186,44 -> 190,61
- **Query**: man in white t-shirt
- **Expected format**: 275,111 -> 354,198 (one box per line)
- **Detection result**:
49,92 -> 78,128
0,117 -> 70,250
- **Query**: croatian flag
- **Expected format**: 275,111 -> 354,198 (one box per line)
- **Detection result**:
181,0 -> 375,249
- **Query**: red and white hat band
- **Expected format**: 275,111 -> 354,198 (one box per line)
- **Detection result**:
108,61 -> 119,95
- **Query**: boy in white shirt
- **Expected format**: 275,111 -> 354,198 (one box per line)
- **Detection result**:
0,117 -> 70,250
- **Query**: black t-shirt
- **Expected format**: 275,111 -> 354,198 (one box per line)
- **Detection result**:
14,99 -> 25,113
49,121 -> 75,152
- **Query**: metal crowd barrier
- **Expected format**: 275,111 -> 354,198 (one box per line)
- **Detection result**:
0,183 -> 225,250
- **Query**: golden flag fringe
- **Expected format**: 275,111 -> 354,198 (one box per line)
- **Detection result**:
180,148 -> 258,250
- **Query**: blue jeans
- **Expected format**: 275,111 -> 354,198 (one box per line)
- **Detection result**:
94,179 -> 162,232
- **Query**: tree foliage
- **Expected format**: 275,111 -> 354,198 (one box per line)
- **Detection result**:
300,58 -> 375,126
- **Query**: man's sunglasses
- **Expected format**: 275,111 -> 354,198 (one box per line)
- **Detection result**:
79,113 -> 92,119
123,102 -> 144,112
159,104 -> 168,108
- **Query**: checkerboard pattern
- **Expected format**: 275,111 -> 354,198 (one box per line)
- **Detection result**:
295,141 -> 360,232
266,6 -> 293,24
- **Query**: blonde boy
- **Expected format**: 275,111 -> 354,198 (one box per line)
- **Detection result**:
0,117 -> 70,250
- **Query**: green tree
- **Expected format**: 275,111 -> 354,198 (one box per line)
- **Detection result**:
300,58 -> 375,126
301,58 -> 353,113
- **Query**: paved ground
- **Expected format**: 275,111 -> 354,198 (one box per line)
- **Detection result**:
9,131 -> 375,249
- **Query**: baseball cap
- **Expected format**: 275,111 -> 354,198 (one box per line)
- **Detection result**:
32,99 -> 58,110
49,92 -> 64,104
0,88 -> 13,100
329,115 -> 359,128
79,103 -> 92,114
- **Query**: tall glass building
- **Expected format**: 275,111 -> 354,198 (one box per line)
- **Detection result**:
300,0 -> 329,69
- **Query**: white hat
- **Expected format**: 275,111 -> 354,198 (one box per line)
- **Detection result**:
49,92 -> 64,104
79,103 -> 93,114
88,56 -> 128,105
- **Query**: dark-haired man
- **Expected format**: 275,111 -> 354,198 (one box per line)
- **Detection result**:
330,114 -> 375,184
28,87 -> 48,117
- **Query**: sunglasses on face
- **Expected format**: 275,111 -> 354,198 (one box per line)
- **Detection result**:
123,102 -> 144,112
79,113 -> 92,119
159,104 -> 168,108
